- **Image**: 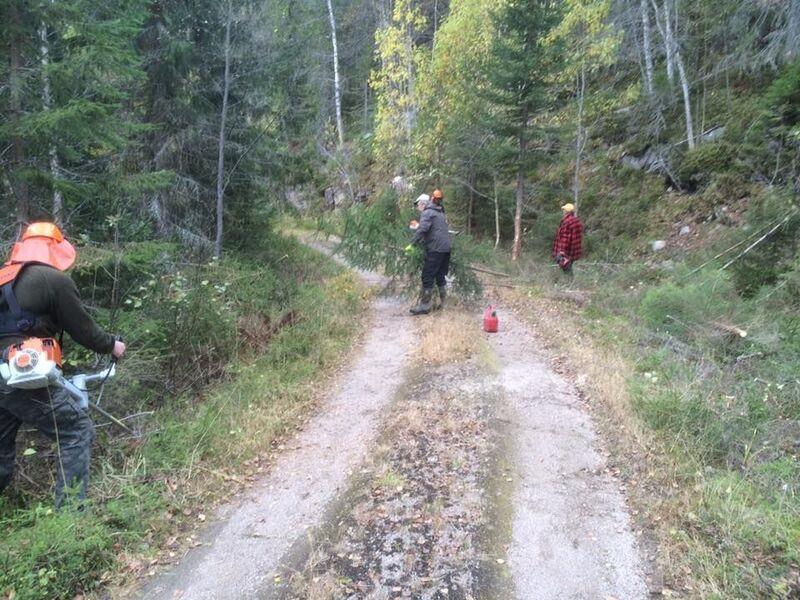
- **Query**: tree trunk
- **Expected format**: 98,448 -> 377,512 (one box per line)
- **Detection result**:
512,166 -> 523,261
374,0 -> 389,27
787,0 -> 800,60
662,0 -> 675,86
8,0 -> 29,223
573,65 -> 586,215
363,80 -> 370,132
512,104 -> 529,262
326,0 -> 345,148
664,0 -> 695,148
652,0 -> 693,147
215,8 -> 232,258
631,6 -> 650,93
640,0 -> 655,96
467,163 -> 475,234
39,15 -> 63,221
674,43 -> 695,148
141,3 -> 171,236
494,175 -> 500,250
404,23 -> 416,143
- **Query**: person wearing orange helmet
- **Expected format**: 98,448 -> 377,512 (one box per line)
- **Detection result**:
0,223 -> 125,507
407,189 -> 452,314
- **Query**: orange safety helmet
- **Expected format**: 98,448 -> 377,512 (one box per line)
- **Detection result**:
6,222 -> 76,272
432,189 -> 444,202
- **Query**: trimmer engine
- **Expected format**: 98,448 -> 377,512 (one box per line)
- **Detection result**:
0,335 -> 126,432
0,338 -> 63,389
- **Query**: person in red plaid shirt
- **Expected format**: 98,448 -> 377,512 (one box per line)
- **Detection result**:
552,203 -> 584,276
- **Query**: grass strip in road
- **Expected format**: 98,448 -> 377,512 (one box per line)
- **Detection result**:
271,311 -> 513,600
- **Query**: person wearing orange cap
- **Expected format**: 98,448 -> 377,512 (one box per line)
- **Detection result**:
0,223 -> 125,507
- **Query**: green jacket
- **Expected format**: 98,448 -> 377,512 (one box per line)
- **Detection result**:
0,265 -> 115,354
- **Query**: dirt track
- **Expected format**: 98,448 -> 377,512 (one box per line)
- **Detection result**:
136,240 -> 649,599
138,292 -> 416,599
493,312 -> 647,599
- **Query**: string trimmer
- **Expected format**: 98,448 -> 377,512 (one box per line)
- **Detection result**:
0,337 -> 134,434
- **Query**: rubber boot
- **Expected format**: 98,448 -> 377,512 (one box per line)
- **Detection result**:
410,287 -> 434,315
435,285 -> 447,310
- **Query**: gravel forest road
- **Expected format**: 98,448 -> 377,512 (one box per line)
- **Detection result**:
136,237 -> 648,600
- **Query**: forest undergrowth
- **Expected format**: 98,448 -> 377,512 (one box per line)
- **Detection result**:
0,237 -> 364,600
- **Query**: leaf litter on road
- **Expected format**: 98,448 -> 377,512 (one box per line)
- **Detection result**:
273,357 -> 510,600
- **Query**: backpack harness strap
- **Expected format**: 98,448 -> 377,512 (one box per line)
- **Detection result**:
0,264 -> 42,336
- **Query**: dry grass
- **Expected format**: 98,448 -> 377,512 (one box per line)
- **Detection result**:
418,310 -> 484,365
494,287 -> 648,447
298,570 -> 340,600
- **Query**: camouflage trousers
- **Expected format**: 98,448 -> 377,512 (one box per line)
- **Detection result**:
0,382 -> 95,507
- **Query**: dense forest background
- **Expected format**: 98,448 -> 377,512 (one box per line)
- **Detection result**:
1,0 -> 799,598
2,0 -> 799,258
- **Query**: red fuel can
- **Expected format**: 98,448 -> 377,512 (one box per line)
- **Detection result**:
483,306 -> 499,333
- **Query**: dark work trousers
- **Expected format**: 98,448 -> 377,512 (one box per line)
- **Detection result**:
421,251 -> 451,289
0,382 -> 95,507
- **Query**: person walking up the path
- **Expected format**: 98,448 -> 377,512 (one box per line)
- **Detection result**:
552,202 -> 584,277
0,223 -> 126,508
406,189 -> 452,315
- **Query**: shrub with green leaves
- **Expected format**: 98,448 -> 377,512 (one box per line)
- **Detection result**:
640,270 -> 744,343
765,58 -> 800,131
728,195 -> 800,298
676,141 -> 740,190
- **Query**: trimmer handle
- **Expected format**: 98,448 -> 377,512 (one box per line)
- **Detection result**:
82,364 -> 116,384
111,334 -> 124,362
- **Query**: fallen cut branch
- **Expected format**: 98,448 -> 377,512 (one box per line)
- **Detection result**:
482,281 -> 517,288
198,464 -> 246,486
721,213 -> 795,271
711,321 -> 748,338
547,290 -> 588,306
735,351 -> 763,364
684,215 -> 790,277
94,411 -> 155,429
469,265 -> 511,278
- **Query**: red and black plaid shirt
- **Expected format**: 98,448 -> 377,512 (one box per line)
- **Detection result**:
552,213 -> 584,261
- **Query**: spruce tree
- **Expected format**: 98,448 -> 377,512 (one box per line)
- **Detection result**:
485,0 -> 559,260
0,0 -> 149,229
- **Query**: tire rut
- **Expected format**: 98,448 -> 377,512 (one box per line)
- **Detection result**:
137,286 -> 415,599
490,312 -> 649,599
266,358 -> 511,600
